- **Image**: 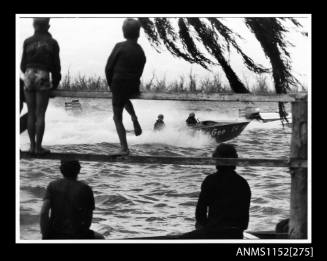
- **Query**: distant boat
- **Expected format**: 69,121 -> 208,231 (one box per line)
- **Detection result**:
65,99 -> 82,110
189,120 -> 250,142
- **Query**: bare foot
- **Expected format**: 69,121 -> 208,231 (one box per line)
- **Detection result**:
133,120 -> 142,136
28,147 -> 35,155
35,147 -> 51,155
111,148 -> 130,156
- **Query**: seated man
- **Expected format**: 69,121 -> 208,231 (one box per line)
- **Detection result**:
186,112 -> 199,126
154,114 -> 165,131
40,160 -> 104,239
180,143 -> 251,239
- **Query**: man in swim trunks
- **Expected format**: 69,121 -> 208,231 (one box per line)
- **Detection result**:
105,18 -> 146,155
179,143 -> 251,239
20,18 -> 61,155
40,160 -> 104,239
154,114 -> 165,131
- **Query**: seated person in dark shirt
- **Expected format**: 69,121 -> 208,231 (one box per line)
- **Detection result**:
186,112 -> 199,126
179,143 -> 251,239
105,18 -> 146,155
40,160 -> 104,239
154,114 -> 165,131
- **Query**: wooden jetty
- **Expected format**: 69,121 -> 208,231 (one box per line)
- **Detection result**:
20,91 -> 309,240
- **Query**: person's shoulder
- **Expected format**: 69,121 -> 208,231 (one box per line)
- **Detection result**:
51,37 -> 60,46
136,43 -> 145,53
116,41 -> 126,47
77,180 -> 92,190
47,178 -> 64,188
23,35 -> 35,45
47,34 -> 59,47
203,173 -> 217,183
235,172 -> 251,188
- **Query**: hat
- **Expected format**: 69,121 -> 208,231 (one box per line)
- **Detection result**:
33,17 -> 50,25
189,112 -> 195,117
212,143 -> 238,159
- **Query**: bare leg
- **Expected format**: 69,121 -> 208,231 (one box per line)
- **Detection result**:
24,90 -> 36,153
124,100 -> 142,136
35,91 -> 50,154
113,105 -> 129,154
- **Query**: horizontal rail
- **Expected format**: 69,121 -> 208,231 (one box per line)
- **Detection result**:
20,152 -> 307,168
51,90 -> 307,102
123,231 -> 289,239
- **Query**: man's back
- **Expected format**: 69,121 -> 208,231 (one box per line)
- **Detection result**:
44,178 -> 95,236
21,32 -> 61,87
196,169 -> 251,230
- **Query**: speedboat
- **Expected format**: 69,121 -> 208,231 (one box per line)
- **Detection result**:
188,120 -> 250,142
65,99 -> 82,110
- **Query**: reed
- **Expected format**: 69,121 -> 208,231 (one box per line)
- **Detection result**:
58,70 -> 304,94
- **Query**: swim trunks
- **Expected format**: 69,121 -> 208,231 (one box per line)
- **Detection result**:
23,68 -> 51,92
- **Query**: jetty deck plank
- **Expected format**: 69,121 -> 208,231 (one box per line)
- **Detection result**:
20,151 -> 307,168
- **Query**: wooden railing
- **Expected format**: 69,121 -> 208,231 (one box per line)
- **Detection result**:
20,152 -> 307,168
51,90 -> 307,102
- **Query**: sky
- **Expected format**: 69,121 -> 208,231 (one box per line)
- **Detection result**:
16,15 -> 310,90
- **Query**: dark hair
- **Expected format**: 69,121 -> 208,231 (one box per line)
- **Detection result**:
60,159 -> 81,178
212,143 -> 238,171
33,18 -> 50,32
122,18 -> 141,39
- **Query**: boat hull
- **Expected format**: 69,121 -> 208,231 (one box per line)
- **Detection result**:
190,121 -> 250,143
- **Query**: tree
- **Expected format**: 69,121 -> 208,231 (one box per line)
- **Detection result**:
138,17 -> 306,120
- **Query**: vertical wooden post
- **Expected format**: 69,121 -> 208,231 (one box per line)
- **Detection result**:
289,95 -> 308,239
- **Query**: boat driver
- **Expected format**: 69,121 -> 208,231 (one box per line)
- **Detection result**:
154,114 -> 165,131
186,112 -> 199,126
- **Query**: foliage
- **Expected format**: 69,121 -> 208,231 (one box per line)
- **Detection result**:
138,17 -> 305,120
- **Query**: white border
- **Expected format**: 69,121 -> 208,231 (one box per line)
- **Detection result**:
16,13 -> 312,244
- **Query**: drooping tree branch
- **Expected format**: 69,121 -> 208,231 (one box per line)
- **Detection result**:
138,18 -> 161,50
154,18 -> 196,64
208,18 -> 270,74
187,17 -> 249,93
178,18 -> 215,70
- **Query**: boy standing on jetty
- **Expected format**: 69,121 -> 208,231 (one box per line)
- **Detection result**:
105,18 -> 146,155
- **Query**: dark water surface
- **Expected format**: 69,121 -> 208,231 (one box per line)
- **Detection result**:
20,98 -> 292,240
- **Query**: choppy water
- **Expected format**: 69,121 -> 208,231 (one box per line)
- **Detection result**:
19,98 -> 292,240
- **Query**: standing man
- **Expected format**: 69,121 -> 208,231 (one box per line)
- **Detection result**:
20,17 -> 61,155
40,160 -> 104,239
180,143 -> 251,239
105,18 -> 146,155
